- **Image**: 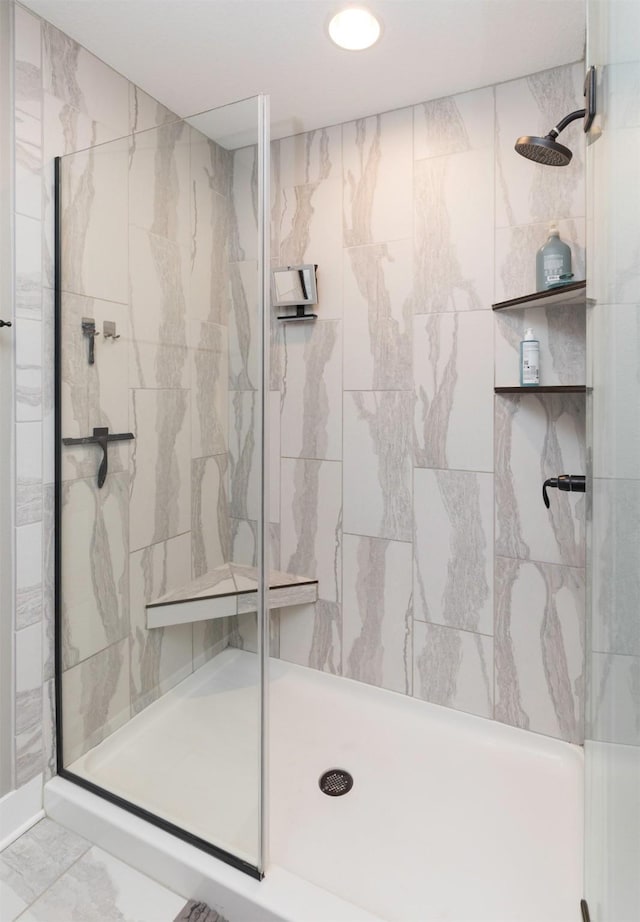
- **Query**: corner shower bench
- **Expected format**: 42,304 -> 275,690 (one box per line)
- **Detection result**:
146,563 -> 318,628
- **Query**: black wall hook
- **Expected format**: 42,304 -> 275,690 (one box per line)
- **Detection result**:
543,474 -> 586,508
62,427 -> 134,487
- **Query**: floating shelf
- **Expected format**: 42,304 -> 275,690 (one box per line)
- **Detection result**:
494,385 -> 587,394
492,280 -> 586,311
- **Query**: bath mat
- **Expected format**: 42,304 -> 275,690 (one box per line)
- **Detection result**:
173,900 -> 229,922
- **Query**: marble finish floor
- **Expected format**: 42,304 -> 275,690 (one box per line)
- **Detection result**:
0,818 -> 189,922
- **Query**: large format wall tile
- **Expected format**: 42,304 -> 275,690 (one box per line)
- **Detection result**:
16,215 -> 42,318
343,239 -> 412,390
60,138 -> 129,303
61,473 -> 129,669
281,320 -> 342,461
343,108 -> 413,247
16,319 -> 42,424
278,125 -> 342,187
16,521 -> 43,631
190,320 -> 228,459
344,391 -> 412,541
278,177 -> 343,321
495,392 -> 585,567
14,5 -> 42,221
229,260 -> 259,391
495,556 -> 584,743
413,310 -> 493,472
414,86 -> 494,159
414,469 -> 493,634
129,389 -> 191,552
62,638 -> 130,765
192,454 -> 230,577
129,533 -> 193,715
15,622 -> 43,737
343,534 -> 412,694
495,63 -> 586,229
16,421 -> 43,527
495,302 -> 586,388
413,621 -> 494,719
229,390 -> 260,523
414,148 -> 494,313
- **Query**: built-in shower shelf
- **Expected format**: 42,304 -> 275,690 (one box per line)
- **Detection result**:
146,563 -> 318,629
492,280 -> 586,311
494,385 -> 587,394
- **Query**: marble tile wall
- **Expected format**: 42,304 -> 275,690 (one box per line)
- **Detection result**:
249,60 -> 587,741
12,3 -> 238,778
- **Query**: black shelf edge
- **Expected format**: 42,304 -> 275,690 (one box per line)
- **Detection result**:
492,280 -> 586,311
494,385 -> 588,394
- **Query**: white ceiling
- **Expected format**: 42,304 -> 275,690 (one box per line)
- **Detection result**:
23,0 -> 586,141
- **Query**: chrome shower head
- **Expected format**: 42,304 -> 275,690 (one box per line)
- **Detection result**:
514,133 -> 573,167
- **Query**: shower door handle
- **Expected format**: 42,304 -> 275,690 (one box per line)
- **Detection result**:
62,427 -> 135,488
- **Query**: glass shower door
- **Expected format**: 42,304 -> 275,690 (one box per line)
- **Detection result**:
54,95 -> 270,876
585,1 -> 640,917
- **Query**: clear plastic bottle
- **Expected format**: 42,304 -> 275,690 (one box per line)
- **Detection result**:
536,223 -> 572,291
520,327 -> 540,386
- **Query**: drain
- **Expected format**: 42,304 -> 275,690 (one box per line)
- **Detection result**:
319,768 -> 353,796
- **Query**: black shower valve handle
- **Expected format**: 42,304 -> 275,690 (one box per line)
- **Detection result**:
542,474 -> 586,508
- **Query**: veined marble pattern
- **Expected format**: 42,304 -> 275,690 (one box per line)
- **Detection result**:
15,622 -> 42,736
16,521 -> 43,630
190,320 -> 228,459
15,725 -> 42,787
43,677 -> 56,781
280,459 -> 342,673
129,227 -> 189,390
230,144 -> 258,263
495,302 -> 586,388
228,260 -> 259,391
278,125 -> 341,187
343,391 -> 412,542
589,652 -> 640,746
229,390 -> 260,523
495,62 -> 586,229
495,217 -> 586,303
278,177 -> 343,321
62,637 -> 130,765
413,86 -> 494,159
343,239 -> 412,390
413,620 -> 494,719
15,216 -> 42,319
190,135 -> 231,326
43,21 -> 129,136
42,484 -> 55,682
129,388 -> 191,552
413,310 -> 493,472
414,148 -> 493,313
129,533 -> 193,716
129,117 -> 190,249
60,293 -> 130,482
343,107 -> 413,247
591,477 -> 640,658
129,85 -> 177,134
281,320 -> 341,461
61,473 -> 129,669
16,318 -> 42,423
16,844 -> 186,922
269,390 -> 280,525
414,469 -> 493,634
16,422 -> 43,527
495,556 -> 584,743
495,392 -> 585,567
192,455 -> 230,578
343,534 -> 412,694
60,137 -> 129,303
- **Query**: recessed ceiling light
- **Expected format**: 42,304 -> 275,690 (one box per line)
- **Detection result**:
328,7 -> 381,51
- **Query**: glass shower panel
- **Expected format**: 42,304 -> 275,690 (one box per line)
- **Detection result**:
55,96 -> 269,875
585,1 -> 640,917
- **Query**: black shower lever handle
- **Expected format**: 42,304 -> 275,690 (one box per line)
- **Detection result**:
543,474 -> 586,508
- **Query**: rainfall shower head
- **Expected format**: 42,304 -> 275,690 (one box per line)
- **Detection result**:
514,133 -> 573,167
515,66 -> 596,168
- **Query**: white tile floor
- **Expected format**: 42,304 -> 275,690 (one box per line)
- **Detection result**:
0,818 -> 187,922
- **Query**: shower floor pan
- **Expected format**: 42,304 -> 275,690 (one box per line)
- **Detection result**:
57,648 -> 583,921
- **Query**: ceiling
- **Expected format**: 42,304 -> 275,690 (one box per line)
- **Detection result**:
23,0 -> 586,141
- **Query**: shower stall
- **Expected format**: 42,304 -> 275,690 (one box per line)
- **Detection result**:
49,1 -> 640,916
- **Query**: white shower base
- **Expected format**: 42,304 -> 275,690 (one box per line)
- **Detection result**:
65,648 -> 583,921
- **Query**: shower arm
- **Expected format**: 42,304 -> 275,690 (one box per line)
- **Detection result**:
548,109 -> 586,139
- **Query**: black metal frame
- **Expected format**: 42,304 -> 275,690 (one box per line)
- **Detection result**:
53,156 -> 262,882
